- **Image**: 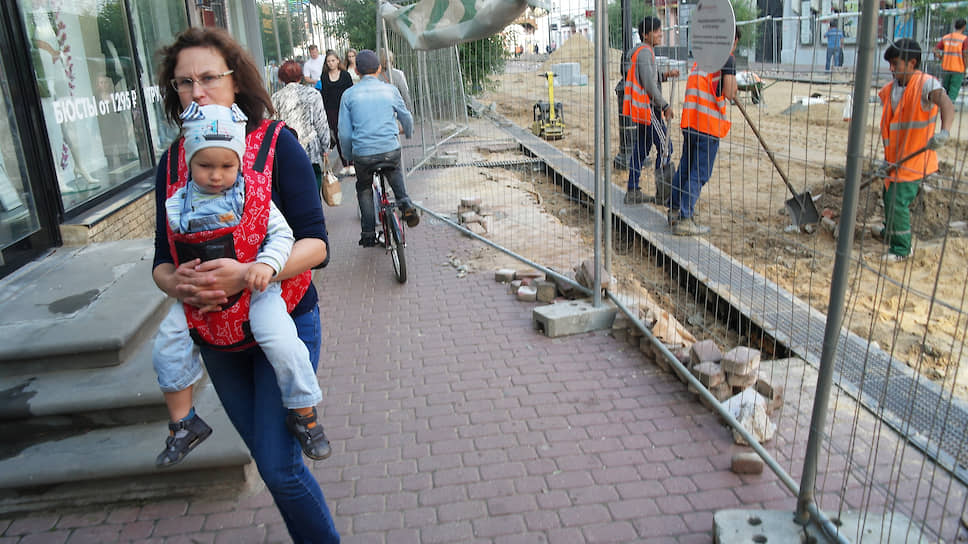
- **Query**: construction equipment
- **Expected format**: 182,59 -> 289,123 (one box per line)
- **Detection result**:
532,72 -> 565,140
733,99 -> 821,229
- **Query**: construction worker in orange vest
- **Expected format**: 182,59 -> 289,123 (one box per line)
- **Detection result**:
934,19 -> 968,103
621,16 -> 680,205
667,29 -> 739,236
878,39 -> 953,262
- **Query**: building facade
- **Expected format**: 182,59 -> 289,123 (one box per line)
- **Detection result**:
0,0 -> 285,279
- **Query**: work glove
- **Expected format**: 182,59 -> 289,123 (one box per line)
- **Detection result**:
872,159 -> 891,178
928,129 -> 950,150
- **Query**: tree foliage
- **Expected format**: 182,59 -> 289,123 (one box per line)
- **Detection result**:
459,33 -> 508,94
322,0 -> 379,51
259,1 -> 309,62
926,1 -> 968,36
731,0 -> 760,49
606,0 -> 656,49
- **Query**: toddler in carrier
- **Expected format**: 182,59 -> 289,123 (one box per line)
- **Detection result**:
153,102 -> 330,467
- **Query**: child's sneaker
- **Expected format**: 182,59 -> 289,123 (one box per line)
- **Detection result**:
155,413 -> 213,468
286,407 -> 332,460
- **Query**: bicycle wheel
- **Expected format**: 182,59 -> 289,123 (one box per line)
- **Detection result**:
385,210 -> 407,283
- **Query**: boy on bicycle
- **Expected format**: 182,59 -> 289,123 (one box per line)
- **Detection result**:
337,49 -> 419,247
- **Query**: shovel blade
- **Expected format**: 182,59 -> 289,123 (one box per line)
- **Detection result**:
784,192 -> 820,227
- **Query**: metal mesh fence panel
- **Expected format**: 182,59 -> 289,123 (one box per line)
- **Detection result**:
384,2 -> 968,539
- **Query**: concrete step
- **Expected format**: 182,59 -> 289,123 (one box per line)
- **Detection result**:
0,240 -> 169,377
0,382 -> 251,514
0,338 -> 166,442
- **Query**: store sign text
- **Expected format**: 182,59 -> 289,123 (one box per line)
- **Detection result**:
53,89 -> 139,124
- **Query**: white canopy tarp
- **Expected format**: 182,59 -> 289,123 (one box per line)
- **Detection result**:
381,0 -> 548,51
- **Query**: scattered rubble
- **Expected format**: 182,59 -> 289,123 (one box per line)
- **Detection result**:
446,255 -> 470,278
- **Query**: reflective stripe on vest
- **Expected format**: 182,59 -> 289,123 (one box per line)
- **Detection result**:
680,63 -> 730,138
166,120 -> 313,350
941,32 -> 967,73
622,44 -> 653,125
878,71 -> 939,185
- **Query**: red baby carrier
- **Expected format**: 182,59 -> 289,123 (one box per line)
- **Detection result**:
166,120 -> 312,350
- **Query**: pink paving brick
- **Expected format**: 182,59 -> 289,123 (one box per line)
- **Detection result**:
152,516 -> 204,537
487,494 -> 538,516
419,521 -> 474,544
5,517 -> 58,537
472,514 -> 527,538
568,484 -> 621,505
582,521 -> 639,543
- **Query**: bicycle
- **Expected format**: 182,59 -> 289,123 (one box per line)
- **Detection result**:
372,167 -> 407,283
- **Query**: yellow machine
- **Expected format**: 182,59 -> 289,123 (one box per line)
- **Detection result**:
531,71 -> 565,140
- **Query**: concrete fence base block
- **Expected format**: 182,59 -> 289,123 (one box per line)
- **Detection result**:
712,510 -> 805,543
714,509 -> 923,543
532,299 -> 617,337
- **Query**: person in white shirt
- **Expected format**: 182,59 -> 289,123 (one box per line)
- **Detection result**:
302,45 -> 324,85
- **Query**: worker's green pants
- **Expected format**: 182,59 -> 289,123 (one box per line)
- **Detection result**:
941,70 -> 964,103
882,180 -> 920,257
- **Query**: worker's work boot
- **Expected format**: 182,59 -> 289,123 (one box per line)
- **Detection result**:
671,217 -> 710,236
881,252 -> 908,263
623,188 -> 654,205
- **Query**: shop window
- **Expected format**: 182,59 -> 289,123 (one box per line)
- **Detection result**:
129,0 -> 188,159
0,57 -> 41,250
18,0 -> 153,212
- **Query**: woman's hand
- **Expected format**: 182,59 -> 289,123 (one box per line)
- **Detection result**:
189,258 -> 249,311
154,258 -> 247,313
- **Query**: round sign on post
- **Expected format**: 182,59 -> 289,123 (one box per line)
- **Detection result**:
691,0 -> 737,73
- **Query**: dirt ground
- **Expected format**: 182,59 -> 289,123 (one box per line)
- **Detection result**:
470,34 -> 968,399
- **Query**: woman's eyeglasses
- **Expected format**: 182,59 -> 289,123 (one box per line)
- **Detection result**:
170,70 -> 234,93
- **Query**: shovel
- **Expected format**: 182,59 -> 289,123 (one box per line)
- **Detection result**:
733,99 -> 821,228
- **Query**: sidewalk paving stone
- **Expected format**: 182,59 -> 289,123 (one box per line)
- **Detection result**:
1,178 -> 804,543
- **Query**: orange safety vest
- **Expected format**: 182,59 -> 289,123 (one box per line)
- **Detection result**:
680,62 -> 731,139
940,32 -> 967,73
878,71 -> 939,186
622,44 -> 654,125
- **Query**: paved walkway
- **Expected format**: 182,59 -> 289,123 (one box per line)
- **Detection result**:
0,179 -> 795,543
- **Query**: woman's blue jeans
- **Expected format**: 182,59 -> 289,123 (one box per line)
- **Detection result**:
200,306 -> 340,543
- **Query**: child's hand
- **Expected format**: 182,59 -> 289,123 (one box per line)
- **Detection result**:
245,262 -> 275,292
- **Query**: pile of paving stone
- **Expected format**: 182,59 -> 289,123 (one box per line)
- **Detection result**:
457,196 -> 489,236
493,259 -> 611,303
494,267 -> 558,302
683,341 -> 782,445
611,315 -> 784,447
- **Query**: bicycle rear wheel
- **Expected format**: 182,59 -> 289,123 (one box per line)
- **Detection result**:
385,210 -> 407,283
